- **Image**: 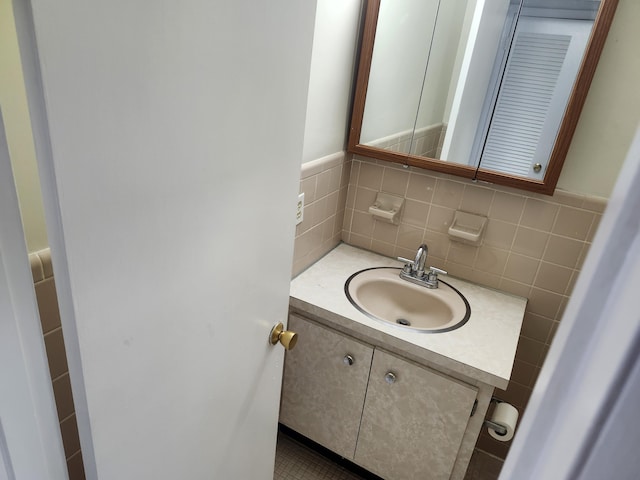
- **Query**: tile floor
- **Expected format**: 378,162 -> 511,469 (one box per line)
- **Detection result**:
274,430 -> 504,480
274,432 -> 373,480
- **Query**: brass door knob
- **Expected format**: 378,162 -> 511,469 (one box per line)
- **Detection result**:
269,322 -> 298,350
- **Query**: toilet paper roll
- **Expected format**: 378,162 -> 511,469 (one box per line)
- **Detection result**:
488,402 -> 519,441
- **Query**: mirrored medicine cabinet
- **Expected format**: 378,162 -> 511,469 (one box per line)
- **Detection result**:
348,0 -> 619,194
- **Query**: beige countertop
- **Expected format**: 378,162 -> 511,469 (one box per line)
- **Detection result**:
289,244 -> 527,389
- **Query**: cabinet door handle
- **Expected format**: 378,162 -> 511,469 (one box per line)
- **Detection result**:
384,372 -> 397,384
343,354 -> 355,366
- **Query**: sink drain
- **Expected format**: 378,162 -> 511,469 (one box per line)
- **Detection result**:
396,318 -> 411,326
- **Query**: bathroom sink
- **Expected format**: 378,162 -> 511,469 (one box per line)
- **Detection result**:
344,267 -> 470,333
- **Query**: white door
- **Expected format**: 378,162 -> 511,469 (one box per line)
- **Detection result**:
16,1 -> 316,478
0,111 -> 68,479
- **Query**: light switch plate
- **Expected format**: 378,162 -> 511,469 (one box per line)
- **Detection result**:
296,193 -> 304,225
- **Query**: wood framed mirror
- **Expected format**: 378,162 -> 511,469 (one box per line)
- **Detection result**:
348,0 -> 619,195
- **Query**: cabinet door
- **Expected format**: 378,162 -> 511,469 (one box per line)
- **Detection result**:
354,349 -> 478,480
280,314 -> 374,459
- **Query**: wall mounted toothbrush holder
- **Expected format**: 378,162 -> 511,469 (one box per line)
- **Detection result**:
448,210 -> 487,246
369,192 -> 404,225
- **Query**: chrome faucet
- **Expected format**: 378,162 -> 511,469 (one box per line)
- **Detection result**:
397,244 -> 447,289
412,244 -> 428,277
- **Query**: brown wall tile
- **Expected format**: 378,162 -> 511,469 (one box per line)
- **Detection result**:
460,185 -> 494,216
498,279 -> 531,298
520,199 -> 559,231
293,153 -> 351,276
370,240 -> 396,258
66,451 -> 86,480
474,247 -> 509,276
60,413 -> 81,458
29,252 -> 44,283
402,199 -> 430,228
35,278 -> 62,333
483,220 -> 517,250
448,243 -> 478,266
528,288 -> 564,319
534,263 -> 573,294
423,230 -> 450,260
510,359 -> 538,387
358,162 -> 383,190
582,197 -> 607,213
426,205 -> 455,234
30,262 -> 84,478
489,192 -> 525,223
300,176 -> 317,203
52,373 -> 75,421
354,187 -> 377,212
543,235 -> 584,268
496,381 -> 532,411
406,173 -> 436,202
520,313 -> 554,343
396,224 -> 425,251
43,327 -> 69,379
351,211 -> 375,237
477,430 -> 511,459
512,227 -> 549,258
381,167 -> 410,196
432,179 -> 464,209
552,206 -> 595,240
514,336 -> 545,365
503,254 -> 539,285
372,220 -> 399,245
316,169 -> 333,198
586,214 -> 602,242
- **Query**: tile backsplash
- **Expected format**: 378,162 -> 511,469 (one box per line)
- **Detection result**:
341,155 -> 606,458
292,152 -> 351,276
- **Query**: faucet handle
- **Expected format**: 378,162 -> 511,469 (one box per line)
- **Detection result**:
397,256 -> 415,273
424,266 -> 447,288
428,266 -> 447,276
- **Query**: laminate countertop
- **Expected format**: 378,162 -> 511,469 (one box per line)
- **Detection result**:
289,244 -> 527,389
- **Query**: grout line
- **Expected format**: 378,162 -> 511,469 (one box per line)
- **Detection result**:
43,325 -> 63,338
51,370 -> 69,383
59,411 -> 76,424
66,449 -> 82,462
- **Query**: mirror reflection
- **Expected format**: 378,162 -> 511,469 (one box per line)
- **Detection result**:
358,0 -> 602,181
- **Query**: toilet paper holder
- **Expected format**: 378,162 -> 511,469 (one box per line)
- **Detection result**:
484,397 -> 509,437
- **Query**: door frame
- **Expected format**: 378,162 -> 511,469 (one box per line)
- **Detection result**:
0,108 -> 67,479
11,1 -> 98,476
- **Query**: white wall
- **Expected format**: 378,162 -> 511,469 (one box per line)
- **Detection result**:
360,0 -> 440,144
0,0 -> 47,252
302,0 -> 363,163
415,0 -> 469,129
557,0 -> 640,197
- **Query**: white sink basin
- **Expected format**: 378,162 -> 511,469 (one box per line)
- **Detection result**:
345,267 -> 470,333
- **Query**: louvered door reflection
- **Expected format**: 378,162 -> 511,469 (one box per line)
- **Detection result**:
479,16 -> 592,179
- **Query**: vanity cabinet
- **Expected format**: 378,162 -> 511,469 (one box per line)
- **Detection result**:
355,349 -> 477,480
279,313 -> 374,459
280,313 -> 478,480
